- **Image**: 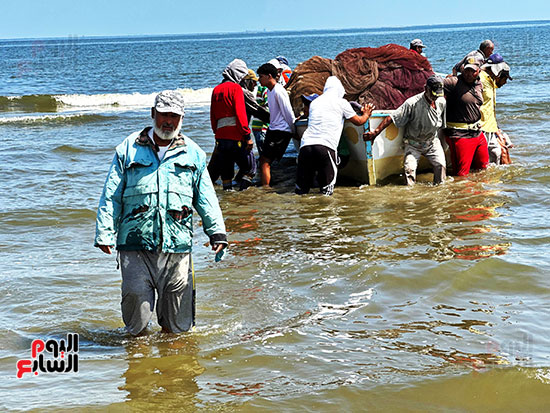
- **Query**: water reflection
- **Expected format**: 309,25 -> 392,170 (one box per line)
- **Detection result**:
447,181 -> 511,260
221,173 -> 512,264
224,209 -> 260,233
116,334 -> 203,410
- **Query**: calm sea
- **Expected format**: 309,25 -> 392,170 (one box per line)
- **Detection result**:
1,21 -> 549,412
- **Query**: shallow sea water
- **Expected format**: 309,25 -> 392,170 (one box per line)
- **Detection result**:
1,21 -> 549,412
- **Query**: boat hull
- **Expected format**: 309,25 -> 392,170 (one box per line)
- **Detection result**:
295,110 -> 448,185
340,110 -> 448,184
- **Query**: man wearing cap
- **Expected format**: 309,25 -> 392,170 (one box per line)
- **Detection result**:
251,81 -> 270,157
94,90 -> 228,336
233,69 -> 270,184
410,39 -> 426,55
296,76 -> 373,195
364,75 -> 447,186
480,54 -> 513,164
295,93 -> 319,122
444,55 -> 488,176
276,56 -> 292,85
452,39 -> 494,76
240,69 -> 270,126
209,59 -> 255,191
268,57 -> 292,86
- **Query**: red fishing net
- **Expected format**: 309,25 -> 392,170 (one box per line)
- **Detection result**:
286,44 -> 434,114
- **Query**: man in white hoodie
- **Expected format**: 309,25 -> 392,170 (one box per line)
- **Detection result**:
296,76 -> 374,195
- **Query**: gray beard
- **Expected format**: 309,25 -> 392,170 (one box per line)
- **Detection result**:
153,119 -> 182,141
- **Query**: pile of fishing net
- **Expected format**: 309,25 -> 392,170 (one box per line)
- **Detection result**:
286,44 -> 434,114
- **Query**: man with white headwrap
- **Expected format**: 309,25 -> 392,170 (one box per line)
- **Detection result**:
209,59 -> 256,190
296,76 -> 373,195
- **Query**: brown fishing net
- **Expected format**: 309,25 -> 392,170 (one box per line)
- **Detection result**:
286,44 -> 434,115
285,56 -> 333,113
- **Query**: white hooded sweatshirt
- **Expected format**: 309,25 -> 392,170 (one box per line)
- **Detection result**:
300,76 -> 357,151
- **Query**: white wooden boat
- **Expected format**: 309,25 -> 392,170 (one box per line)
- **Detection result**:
296,110 -> 445,185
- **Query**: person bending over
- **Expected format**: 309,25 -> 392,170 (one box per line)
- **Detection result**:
364,75 -> 447,185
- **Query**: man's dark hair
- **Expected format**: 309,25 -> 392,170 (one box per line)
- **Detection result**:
257,63 -> 278,78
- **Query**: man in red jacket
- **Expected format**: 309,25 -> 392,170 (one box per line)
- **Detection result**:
208,59 -> 255,190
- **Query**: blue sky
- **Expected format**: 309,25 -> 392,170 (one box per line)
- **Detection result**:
2,0 -> 549,39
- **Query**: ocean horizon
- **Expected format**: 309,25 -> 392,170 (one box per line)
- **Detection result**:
1,18 -> 549,42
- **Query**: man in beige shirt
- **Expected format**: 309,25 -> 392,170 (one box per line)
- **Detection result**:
480,53 -> 513,164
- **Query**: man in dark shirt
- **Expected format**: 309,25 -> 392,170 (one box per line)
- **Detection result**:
444,55 -> 488,176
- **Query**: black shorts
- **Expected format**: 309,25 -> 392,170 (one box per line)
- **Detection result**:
262,129 -> 294,161
295,144 -> 339,195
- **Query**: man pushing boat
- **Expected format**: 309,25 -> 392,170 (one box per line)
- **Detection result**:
364,75 -> 447,186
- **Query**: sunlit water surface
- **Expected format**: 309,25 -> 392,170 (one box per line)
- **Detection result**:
1,21 -> 549,412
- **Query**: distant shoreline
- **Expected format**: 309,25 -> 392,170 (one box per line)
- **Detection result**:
1,19 -> 549,42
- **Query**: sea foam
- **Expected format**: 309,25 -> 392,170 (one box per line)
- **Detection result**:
0,88 -> 213,114
56,88 -> 213,110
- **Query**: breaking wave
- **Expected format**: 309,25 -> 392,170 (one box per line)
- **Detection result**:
0,87 -> 213,113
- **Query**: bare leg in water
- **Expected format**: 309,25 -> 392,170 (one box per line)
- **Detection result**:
259,156 -> 272,187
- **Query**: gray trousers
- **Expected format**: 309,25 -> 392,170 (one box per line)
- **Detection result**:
485,132 -> 502,164
404,139 -> 446,186
119,250 -> 194,336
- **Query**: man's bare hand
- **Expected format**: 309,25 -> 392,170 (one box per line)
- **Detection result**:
212,243 -> 226,253
362,103 -> 375,117
97,245 -> 113,254
363,131 -> 377,141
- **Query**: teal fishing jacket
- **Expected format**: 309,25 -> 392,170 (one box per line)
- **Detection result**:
95,128 -> 227,253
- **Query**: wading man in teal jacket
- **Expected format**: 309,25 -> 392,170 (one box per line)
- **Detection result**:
95,90 -> 227,336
